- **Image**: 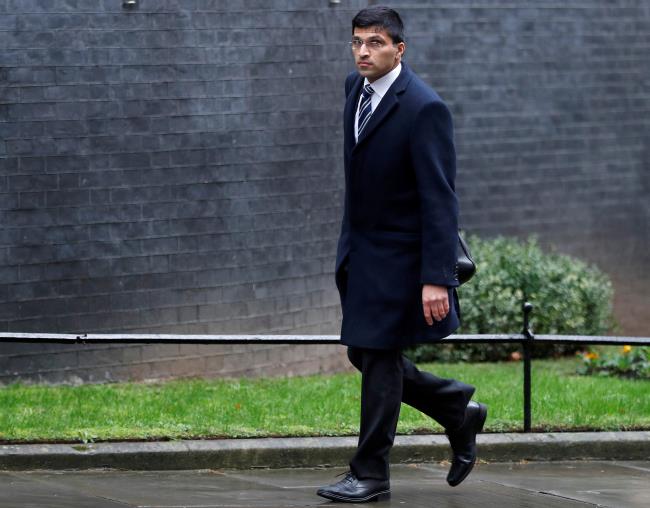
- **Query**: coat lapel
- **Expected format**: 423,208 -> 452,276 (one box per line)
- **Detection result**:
353,63 -> 412,151
344,75 -> 363,159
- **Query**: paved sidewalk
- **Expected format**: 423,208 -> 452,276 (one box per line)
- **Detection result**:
2,460 -> 649,507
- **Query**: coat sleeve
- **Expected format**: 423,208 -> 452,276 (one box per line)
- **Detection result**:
339,74 -> 353,239
335,72 -> 359,279
409,100 -> 459,287
339,72 -> 358,240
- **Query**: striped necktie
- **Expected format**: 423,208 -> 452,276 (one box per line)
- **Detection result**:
357,84 -> 374,138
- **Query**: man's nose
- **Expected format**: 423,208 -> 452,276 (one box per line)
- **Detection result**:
358,44 -> 370,57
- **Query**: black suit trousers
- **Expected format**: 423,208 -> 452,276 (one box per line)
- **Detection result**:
347,346 -> 475,481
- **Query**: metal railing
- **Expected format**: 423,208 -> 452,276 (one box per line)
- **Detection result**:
1,302 -> 649,432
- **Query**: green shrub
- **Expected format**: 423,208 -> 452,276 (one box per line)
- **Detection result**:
406,236 -> 615,363
577,346 -> 650,379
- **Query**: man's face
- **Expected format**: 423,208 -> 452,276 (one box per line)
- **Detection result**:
351,26 -> 405,82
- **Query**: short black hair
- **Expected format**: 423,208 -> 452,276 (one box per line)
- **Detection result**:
352,6 -> 405,44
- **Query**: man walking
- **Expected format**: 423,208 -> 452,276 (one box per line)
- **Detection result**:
317,6 -> 487,503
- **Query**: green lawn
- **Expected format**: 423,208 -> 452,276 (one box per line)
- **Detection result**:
1,358 -> 649,444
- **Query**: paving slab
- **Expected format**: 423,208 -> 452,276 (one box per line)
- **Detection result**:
474,460 -> 650,508
0,471 -> 128,508
1,461 -> 648,508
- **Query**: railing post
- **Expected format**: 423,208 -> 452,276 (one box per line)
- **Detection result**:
522,302 -> 534,432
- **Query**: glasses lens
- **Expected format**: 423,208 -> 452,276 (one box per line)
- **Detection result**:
350,39 -> 386,51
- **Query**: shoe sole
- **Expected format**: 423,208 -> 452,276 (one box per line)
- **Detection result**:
447,403 -> 488,487
317,489 -> 391,503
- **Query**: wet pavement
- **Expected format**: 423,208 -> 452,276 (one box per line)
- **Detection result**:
1,460 -> 649,507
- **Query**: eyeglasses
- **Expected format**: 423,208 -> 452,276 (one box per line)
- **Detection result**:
349,38 -> 390,51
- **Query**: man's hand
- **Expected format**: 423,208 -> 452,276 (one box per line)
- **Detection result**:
422,284 -> 449,325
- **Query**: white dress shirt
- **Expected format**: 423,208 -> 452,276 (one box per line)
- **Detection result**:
354,63 -> 402,142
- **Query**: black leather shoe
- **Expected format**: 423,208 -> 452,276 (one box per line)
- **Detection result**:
445,400 -> 487,487
317,471 -> 391,503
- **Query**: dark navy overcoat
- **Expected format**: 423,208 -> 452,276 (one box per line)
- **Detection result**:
335,62 -> 461,350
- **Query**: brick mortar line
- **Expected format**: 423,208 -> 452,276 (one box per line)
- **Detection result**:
2,289 -> 338,317
3,221 -> 340,247
1,72 -> 352,82
4,237 -> 337,256
6,92 -> 348,102
2,215 -> 333,229
2,287 -> 336,317
5,157 -> 339,167
3,42 -> 355,50
9,79 -> 650,94
0,207 -> 339,221
2,9 -> 357,15
2,141 -> 645,167
8,308 -> 341,328
1,292 -> 338,313
3,184 -> 342,198
1,345 -> 344,377
3,153 -> 341,167
2,284 -> 339,316
2,279 -> 339,314
2,200 -> 341,217
4,105 -> 649,125
0,220 -> 341,245
3,256 -> 339,285
1,6 -> 643,16
6,126 -> 650,145
2,58 -> 648,70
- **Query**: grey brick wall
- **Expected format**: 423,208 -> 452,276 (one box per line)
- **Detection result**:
389,0 -> 650,334
1,0 -> 648,384
0,0 -> 365,384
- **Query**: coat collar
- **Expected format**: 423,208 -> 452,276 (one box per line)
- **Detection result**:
344,62 -> 413,154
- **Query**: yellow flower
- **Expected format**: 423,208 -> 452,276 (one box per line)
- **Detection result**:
622,345 -> 632,354
585,352 -> 598,360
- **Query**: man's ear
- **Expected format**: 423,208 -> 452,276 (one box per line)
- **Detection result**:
396,42 -> 406,59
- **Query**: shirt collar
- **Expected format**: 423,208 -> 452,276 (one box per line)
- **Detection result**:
364,63 -> 402,100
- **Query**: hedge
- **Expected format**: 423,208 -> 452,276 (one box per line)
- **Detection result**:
406,236 -> 615,362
